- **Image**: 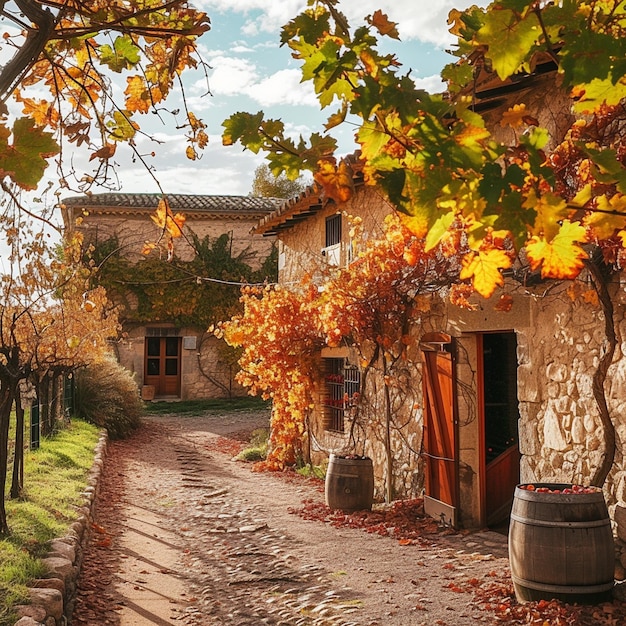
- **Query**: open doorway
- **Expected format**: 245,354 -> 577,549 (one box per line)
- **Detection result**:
481,332 -> 521,529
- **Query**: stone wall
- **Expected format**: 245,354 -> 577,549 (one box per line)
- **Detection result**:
116,327 -> 246,400
78,212 -> 274,266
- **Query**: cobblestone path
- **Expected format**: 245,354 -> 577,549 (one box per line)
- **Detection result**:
71,411 -> 510,626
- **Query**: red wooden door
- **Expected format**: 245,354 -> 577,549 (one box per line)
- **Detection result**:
421,333 -> 458,528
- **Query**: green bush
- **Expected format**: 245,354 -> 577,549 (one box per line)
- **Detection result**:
236,427 -> 269,462
74,356 -> 144,439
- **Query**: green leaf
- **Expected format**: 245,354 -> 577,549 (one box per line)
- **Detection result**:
425,211 -> 456,251
477,8 -> 541,79
356,121 -> 391,161
107,110 -> 137,141
0,118 -> 59,190
99,35 -> 141,72
519,126 -> 549,150
572,76 -> 626,114
441,61 -> 474,93
559,30 -> 615,86
222,112 -> 271,153
281,10 -> 331,47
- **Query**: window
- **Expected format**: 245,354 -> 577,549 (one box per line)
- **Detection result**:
325,214 -> 342,247
323,214 -> 342,266
322,357 -> 361,432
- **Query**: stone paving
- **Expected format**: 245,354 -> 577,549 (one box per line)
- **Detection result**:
71,411 -> 511,626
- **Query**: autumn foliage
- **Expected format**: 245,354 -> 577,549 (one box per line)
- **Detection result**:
219,213 -> 451,472
223,0 -> 626,301
1,0 -> 209,195
218,284 -> 325,469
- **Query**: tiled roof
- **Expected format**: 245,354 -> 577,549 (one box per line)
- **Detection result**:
255,153 -> 364,236
254,184 -> 326,236
63,193 -> 283,214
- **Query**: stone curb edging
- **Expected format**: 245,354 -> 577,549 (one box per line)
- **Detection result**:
12,430 -> 109,626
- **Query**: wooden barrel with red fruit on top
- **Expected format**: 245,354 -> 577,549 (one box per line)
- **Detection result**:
508,483 -> 615,604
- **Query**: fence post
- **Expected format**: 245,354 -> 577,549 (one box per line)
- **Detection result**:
64,373 -> 74,421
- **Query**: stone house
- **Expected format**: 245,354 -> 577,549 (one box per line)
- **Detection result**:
62,193 -> 280,400
253,64 -> 626,547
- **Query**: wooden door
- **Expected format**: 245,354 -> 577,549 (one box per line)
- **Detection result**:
421,333 -> 458,528
144,336 -> 181,397
480,332 -> 520,527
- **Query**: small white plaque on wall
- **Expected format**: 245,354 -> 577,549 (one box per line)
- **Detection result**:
182,336 -> 197,350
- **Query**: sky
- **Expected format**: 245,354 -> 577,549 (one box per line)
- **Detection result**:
98,0 -> 487,199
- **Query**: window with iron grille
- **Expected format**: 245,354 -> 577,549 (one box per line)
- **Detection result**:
322,357 -> 360,432
325,214 -> 342,247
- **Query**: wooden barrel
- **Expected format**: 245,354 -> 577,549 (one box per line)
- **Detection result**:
325,455 -> 374,512
509,483 -> 615,604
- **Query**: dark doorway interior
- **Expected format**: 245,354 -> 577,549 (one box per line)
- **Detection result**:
483,332 -> 521,528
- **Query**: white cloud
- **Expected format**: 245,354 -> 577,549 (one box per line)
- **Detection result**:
203,53 -> 317,109
246,69 -> 317,107
414,74 -> 446,94
199,0 -> 489,48
206,55 -> 258,96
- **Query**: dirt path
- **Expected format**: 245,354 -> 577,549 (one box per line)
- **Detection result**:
69,410 -> 524,626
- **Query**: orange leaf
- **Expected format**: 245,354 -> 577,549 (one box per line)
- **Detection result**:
125,75 -> 150,113
500,103 -> 528,128
89,143 -> 116,161
369,10 -> 400,39
151,198 -> 185,238
314,159 -> 354,204
525,219 -> 588,279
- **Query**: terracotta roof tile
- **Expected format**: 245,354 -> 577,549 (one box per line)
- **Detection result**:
63,193 -> 283,214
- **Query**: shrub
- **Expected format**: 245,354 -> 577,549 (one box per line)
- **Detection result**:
236,428 -> 268,462
74,356 -> 144,439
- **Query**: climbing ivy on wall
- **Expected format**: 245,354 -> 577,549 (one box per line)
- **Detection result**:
88,232 -> 278,329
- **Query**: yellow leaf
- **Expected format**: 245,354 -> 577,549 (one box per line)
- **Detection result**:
525,190 -> 570,240
525,220 -> 588,279
359,50 -> 379,78
500,103 -> 527,128
585,193 -> 626,239
398,211 -> 429,239
150,198 -> 186,238
425,210 -> 456,252
459,248 -> 512,298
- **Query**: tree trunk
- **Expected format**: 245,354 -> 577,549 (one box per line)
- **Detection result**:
382,353 -> 394,504
0,385 -> 14,534
10,392 -> 25,498
586,260 -> 617,487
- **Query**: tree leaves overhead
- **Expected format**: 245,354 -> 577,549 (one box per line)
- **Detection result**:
526,220 -> 588,280
475,8 -> 541,79
0,0 -> 210,194
222,0 -> 626,301
0,118 -> 59,190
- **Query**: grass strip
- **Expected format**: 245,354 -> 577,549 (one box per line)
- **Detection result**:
1,419 -> 100,626
144,396 -> 270,416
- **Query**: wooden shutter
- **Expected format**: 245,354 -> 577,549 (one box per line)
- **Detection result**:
421,333 -> 458,527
